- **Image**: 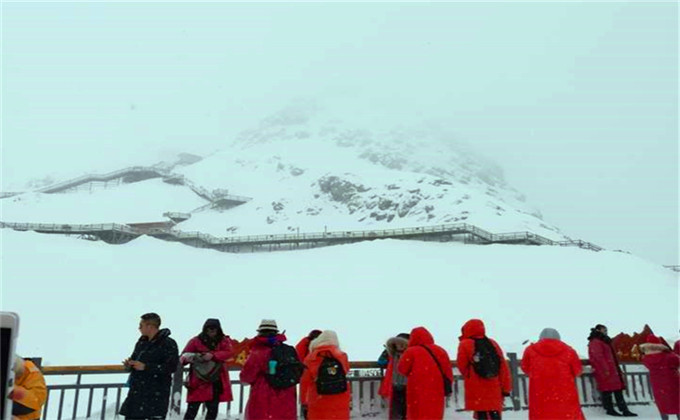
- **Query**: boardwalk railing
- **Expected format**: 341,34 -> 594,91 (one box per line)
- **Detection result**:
38,354 -> 651,420
3,166 -> 252,207
37,166 -> 170,194
1,220 -> 603,251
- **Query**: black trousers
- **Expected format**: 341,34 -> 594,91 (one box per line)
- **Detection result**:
184,382 -> 222,420
601,390 -> 629,413
389,386 -> 407,420
476,411 -> 501,420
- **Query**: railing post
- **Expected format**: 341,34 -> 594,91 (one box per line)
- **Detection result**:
169,363 -> 184,416
507,352 -> 521,411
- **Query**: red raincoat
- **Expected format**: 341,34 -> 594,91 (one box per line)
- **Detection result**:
588,337 -> 625,392
641,344 -> 680,414
240,334 -> 297,420
521,339 -> 585,420
379,358 -> 394,400
302,345 -> 351,420
397,327 -> 453,420
182,336 -> 235,403
296,336 -> 314,406
456,319 -> 512,412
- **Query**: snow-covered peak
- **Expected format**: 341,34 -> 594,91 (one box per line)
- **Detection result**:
174,103 -> 559,239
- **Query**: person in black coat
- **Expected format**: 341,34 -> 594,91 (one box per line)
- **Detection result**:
119,313 -> 179,420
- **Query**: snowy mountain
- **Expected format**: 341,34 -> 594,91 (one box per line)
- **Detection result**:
177,102 -> 563,239
2,102 -> 569,245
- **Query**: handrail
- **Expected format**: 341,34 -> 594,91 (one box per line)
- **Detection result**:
40,358 -> 644,375
1,220 -> 603,252
37,166 -> 170,193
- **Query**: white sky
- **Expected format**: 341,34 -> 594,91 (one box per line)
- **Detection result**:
1,2 -> 677,265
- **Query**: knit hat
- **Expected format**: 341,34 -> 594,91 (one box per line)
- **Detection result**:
257,319 -> 279,333
645,334 -> 662,344
539,328 -> 561,341
203,318 -> 222,330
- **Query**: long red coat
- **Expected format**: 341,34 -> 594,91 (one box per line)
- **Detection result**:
239,335 -> 297,420
182,336 -> 235,403
296,336 -> 314,405
302,345 -> 351,420
674,340 -> 680,356
588,337 -> 625,392
456,319 -> 512,412
379,357 -> 392,399
397,327 -> 453,420
521,339 -> 585,420
641,345 -> 680,414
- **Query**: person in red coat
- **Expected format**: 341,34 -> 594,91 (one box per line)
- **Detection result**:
457,319 -> 512,420
296,329 -> 322,420
181,318 -> 235,420
640,335 -> 680,420
240,319 -> 297,420
587,324 -> 637,417
397,326 -> 454,420
301,330 -> 351,420
521,328 -> 585,420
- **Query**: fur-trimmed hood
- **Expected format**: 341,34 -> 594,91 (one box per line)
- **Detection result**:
386,336 -> 409,357
309,330 -> 340,352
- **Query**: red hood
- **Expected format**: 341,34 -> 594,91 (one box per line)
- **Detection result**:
460,319 -> 486,340
531,339 -> 568,357
409,326 -> 435,347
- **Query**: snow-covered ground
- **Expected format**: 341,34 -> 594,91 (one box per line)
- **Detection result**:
1,178 -> 206,224
2,229 -> 676,366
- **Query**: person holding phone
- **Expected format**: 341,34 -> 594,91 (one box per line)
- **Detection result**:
119,313 -> 179,420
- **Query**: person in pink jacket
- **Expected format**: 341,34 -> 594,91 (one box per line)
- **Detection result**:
640,335 -> 680,420
180,318 -> 235,420
239,319 -> 297,420
587,324 -> 637,417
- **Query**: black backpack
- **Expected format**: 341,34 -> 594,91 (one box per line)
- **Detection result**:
316,356 -> 348,395
266,343 -> 304,389
472,337 -> 500,379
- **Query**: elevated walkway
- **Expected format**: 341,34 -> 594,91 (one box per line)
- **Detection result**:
37,166 -> 169,194
1,221 -> 603,252
1,166 -> 252,211
0,222 -> 139,244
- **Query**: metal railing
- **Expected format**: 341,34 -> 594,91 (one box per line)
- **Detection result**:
0,222 -> 138,235
1,220 -> 603,253
38,355 -> 651,419
37,166 -> 170,194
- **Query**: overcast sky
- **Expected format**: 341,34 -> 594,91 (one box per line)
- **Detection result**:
2,2 -> 677,266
